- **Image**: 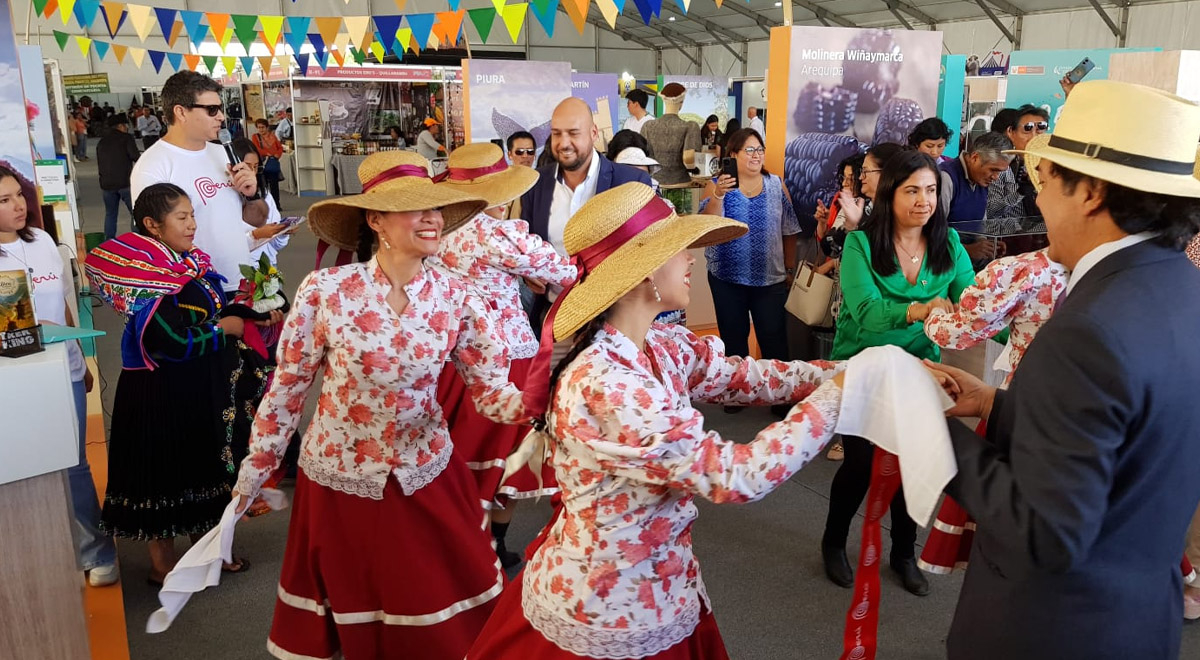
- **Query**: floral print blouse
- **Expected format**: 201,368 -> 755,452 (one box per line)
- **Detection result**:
236,258 -> 526,501
428,213 -> 577,359
924,248 -> 1067,387
523,323 -> 844,657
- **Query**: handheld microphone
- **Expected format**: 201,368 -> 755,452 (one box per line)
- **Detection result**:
220,129 -> 262,200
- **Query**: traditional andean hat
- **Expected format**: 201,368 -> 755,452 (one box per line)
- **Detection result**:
436,142 -> 538,208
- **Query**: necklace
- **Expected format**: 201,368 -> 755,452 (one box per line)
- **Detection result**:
1,239 -> 35,289
894,238 -> 924,265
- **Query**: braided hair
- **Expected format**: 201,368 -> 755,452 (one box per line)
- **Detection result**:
548,310 -> 611,394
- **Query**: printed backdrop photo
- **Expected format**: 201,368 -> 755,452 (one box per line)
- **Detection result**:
659,75 -> 730,129
463,59 -> 572,150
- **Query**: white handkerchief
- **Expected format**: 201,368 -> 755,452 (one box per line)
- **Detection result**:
146,488 -> 288,633
833,345 -> 956,527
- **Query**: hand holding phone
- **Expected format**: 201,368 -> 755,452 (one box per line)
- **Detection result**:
1065,57 -> 1095,85
720,157 -> 739,189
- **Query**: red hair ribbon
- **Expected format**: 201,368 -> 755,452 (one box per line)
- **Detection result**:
361,163 -> 430,193
520,195 -> 674,419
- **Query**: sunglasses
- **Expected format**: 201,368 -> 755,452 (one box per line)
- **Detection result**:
188,103 -> 223,117
512,148 -> 536,156
1021,121 -> 1049,133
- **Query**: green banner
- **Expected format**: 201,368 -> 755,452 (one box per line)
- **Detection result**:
63,73 -> 110,95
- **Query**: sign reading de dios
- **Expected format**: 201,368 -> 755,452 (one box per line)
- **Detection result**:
63,73 -> 110,95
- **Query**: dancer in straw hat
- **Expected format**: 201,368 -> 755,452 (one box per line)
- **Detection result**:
232,151 -> 530,660
467,182 -> 854,659
429,142 -> 578,568
927,80 -> 1200,659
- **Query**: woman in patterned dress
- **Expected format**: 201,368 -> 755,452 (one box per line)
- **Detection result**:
467,183 -> 851,660
232,152 -> 526,660
429,143 -> 577,567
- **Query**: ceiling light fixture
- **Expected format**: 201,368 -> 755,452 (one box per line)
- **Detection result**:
668,16 -> 676,20
774,1 -> 782,6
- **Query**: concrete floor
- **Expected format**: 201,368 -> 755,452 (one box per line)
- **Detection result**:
68,157 -> 1200,659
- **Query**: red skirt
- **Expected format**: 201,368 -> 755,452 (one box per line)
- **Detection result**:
466,575 -> 731,660
918,420 -> 985,574
266,461 -> 504,660
436,357 -> 557,506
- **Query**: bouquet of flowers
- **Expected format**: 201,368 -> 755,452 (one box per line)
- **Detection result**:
237,254 -> 286,313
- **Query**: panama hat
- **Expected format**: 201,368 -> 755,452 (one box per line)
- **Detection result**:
436,142 -> 538,208
550,182 -> 746,341
613,147 -> 661,173
307,151 -> 486,253
1005,80 -> 1200,198
1021,133 -> 1052,193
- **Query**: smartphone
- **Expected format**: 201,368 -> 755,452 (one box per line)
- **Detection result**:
281,216 -> 306,228
1065,57 -> 1095,84
720,157 -> 739,188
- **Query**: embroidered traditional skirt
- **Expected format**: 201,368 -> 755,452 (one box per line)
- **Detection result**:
266,461 -> 504,660
466,576 -> 730,660
436,357 -> 558,506
918,419 -> 986,574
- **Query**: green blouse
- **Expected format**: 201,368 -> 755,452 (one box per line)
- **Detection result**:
830,229 -> 976,362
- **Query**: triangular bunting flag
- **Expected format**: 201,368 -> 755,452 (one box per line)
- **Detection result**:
296,52 -> 312,75
231,15 -> 259,51
492,0 -> 506,12
41,0 -> 58,19
330,47 -> 346,67
165,51 -> 183,72
187,22 -> 208,48
128,3 -> 154,41
562,0 -> 588,33
448,0 -> 462,10
74,35 -> 92,56
130,46 -> 145,68
73,0 -> 101,31
350,47 -> 366,65
714,0 -> 723,5
467,7 -> 496,42
405,14 -> 436,51
183,53 -> 200,71
59,0 -> 77,25
314,17 -> 342,50
32,0 -> 52,19
239,56 -> 256,75
218,26 -> 234,49
52,30 -> 71,51
167,19 -> 185,48
148,49 -> 165,73
307,32 -> 327,59
259,30 -> 277,55
180,10 -> 208,47
207,13 -> 230,44
333,33 -> 352,65
113,43 -> 128,63
315,50 -> 330,71
631,0 -> 655,24
675,0 -> 689,11
369,39 -> 385,62
343,16 -> 372,51
435,10 -> 465,45
284,17 -> 309,55
99,2 -> 126,38
650,0 -> 664,18
221,55 -> 237,75
393,0 -> 407,10
202,54 -> 218,73
529,0 -> 558,37
93,40 -> 110,60
153,7 -> 176,40
395,27 -> 413,54
596,0 -> 621,28
374,15 -> 403,54
502,4 -> 527,43
258,55 -> 275,75
260,15 -> 285,49
276,54 -> 291,73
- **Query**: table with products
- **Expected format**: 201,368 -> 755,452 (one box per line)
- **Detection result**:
330,153 -> 370,195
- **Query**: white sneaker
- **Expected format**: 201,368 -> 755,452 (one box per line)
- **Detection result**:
88,563 -> 120,587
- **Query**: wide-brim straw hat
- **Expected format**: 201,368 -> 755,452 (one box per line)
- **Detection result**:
308,151 -> 486,253
552,182 -> 747,341
1022,133 -> 1052,193
436,142 -> 538,208
1005,80 -> 1200,198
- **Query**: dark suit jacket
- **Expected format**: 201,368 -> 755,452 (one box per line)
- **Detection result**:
520,153 -> 653,243
945,239 -> 1200,659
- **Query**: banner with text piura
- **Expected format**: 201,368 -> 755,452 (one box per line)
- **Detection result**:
767,26 -> 942,233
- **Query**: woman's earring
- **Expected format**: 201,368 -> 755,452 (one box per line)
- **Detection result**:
651,281 -> 662,302
382,236 -> 393,250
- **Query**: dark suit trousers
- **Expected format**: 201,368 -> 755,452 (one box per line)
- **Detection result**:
822,435 -> 918,559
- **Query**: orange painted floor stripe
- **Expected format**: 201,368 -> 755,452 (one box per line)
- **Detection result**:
83,380 -> 131,660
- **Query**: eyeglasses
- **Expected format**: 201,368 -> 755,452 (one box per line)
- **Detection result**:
1020,121 -> 1049,133
740,147 -> 765,156
861,168 -> 883,176
187,103 -> 223,117
512,148 -> 536,156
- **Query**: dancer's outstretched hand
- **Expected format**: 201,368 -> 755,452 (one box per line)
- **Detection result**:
923,360 -> 995,420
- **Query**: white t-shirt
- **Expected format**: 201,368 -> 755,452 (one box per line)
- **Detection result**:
131,140 -> 252,291
417,130 -> 443,161
622,113 -> 654,134
0,228 -> 85,380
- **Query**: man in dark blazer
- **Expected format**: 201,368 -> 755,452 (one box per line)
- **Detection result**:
929,80 -> 1200,659
520,97 -> 652,253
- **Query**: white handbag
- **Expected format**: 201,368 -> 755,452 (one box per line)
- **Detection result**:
785,262 -> 835,328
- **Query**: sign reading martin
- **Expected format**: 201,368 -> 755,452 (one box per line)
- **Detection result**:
63,73 -> 110,95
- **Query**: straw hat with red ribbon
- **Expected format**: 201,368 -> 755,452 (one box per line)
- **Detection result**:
307,151 -> 487,253
435,142 -> 538,208
520,182 -> 747,419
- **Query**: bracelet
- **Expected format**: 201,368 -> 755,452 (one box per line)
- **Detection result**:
906,301 -> 919,324
713,192 -> 725,201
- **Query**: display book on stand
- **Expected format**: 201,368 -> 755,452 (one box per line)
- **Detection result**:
0,269 -> 43,358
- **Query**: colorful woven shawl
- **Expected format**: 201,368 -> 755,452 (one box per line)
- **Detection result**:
85,233 -> 217,318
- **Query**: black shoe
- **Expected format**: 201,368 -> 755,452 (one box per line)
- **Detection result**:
495,538 -> 522,569
822,544 -> 854,588
890,556 -> 930,597
723,405 -> 744,414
